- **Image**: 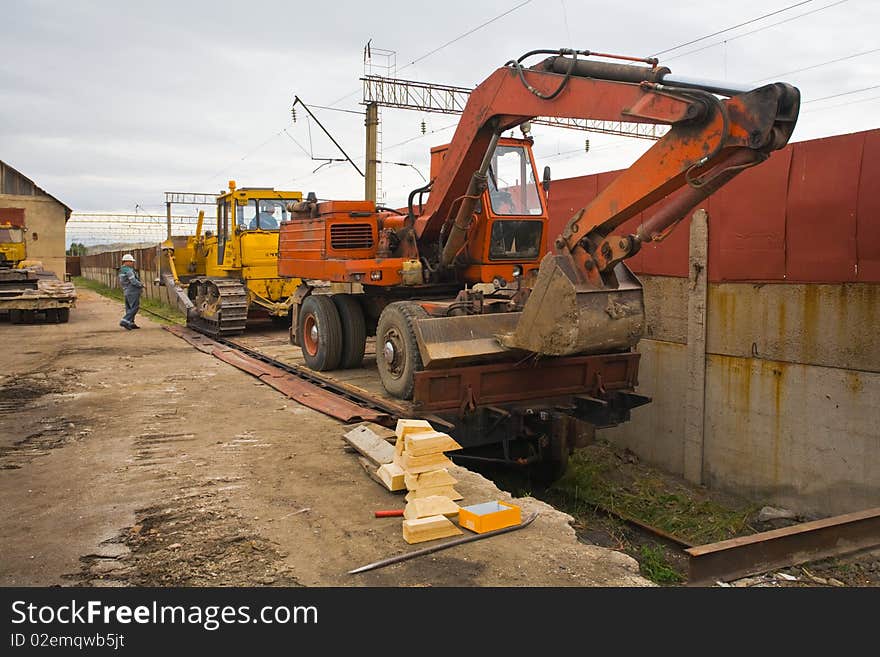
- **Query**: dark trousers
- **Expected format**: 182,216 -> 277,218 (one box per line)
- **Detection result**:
122,288 -> 141,325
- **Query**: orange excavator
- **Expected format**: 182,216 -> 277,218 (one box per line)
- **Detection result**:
278,48 -> 799,474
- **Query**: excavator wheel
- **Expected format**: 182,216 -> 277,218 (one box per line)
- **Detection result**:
376,301 -> 428,400
332,294 -> 366,369
298,295 -> 343,371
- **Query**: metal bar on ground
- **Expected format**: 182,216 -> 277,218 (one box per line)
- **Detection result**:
349,512 -> 539,574
686,507 -> 880,585
164,325 -> 391,424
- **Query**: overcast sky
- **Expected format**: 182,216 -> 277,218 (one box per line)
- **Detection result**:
3,0 -> 879,224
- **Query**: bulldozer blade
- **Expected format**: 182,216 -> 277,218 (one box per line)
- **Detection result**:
500,254 -> 645,356
413,312 -> 523,369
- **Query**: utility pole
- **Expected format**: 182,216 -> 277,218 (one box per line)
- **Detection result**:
365,103 -> 379,203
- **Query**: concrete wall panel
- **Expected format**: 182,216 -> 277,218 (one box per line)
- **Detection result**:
707,283 -> 880,372
703,354 -> 880,516
640,275 -> 688,344
600,339 -> 687,474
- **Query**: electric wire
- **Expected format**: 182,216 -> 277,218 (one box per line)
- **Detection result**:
661,0 -> 850,63
652,0 -> 815,56
754,47 -> 880,82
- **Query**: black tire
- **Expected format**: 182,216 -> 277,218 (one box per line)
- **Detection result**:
57,307 -> 70,323
298,295 -> 343,371
376,301 -> 428,399
332,294 -> 366,369
9,309 -> 22,324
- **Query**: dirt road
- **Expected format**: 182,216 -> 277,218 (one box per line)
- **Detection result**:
0,289 -> 649,587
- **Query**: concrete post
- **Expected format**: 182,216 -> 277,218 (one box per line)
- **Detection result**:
365,103 -> 378,203
683,209 -> 709,484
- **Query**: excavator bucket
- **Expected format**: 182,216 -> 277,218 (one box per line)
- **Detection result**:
500,253 -> 645,356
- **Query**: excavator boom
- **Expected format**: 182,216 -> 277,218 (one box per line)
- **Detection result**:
413,49 -> 799,358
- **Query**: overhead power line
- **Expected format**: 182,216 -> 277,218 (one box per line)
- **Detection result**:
652,0 -> 814,56
661,0 -> 850,63
803,83 -> 880,103
754,47 -> 880,82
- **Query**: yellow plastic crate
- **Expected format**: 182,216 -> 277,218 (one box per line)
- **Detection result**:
458,501 -> 521,534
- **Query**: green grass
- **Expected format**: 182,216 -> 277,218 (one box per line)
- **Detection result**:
637,545 -> 683,584
549,447 -> 757,546
73,276 -> 186,325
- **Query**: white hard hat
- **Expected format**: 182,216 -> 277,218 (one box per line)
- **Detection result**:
122,253 -> 135,262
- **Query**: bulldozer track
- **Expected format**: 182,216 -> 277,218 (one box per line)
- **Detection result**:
186,278 -> 248,337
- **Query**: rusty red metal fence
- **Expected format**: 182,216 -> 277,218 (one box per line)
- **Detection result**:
548,128 -> 880,283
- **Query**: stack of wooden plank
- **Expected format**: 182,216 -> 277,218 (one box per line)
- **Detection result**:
391,419 -> 466,544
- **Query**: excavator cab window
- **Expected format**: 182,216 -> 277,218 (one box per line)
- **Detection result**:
487,145 -> 543,216
489,220 -> 542,260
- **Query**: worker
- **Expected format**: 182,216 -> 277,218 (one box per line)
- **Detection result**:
118,253 -> 144,330
254,204 -> 278,229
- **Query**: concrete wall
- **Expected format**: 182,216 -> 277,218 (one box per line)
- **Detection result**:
601,272 -> 880,516
0,194 -> 67,277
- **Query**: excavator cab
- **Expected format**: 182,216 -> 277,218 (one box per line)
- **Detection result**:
432,136 -> 548,284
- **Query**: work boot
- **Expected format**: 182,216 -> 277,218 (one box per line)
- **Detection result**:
130,324 -> 141,329
120,320 -> 132,330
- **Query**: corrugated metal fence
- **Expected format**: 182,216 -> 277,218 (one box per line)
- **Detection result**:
548,128 -> 880,283
79,245 -> 181,309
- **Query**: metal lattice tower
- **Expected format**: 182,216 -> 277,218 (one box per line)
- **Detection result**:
361,75 -> 668,140
363,45 -> 397,203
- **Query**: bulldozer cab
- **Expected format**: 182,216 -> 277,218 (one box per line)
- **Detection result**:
214,183 -> 302,267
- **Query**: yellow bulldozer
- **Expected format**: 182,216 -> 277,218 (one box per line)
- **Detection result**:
159,181 -> 302,336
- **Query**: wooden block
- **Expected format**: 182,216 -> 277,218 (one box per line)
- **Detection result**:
398,451 -> 453,474
406,486 -> 463,502
395,418 -> 435,440
343,424 -> 395,467
404,468 -> 457,491
394,419 -> 434,454
376,462 -> 406,492
402,514 -> 463,544
403,495 -> 460,520
404,431 -> 462,457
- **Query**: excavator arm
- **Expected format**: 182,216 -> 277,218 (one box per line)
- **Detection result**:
415,49 -> 799,356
